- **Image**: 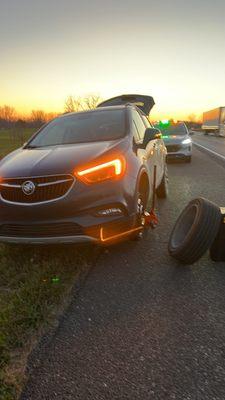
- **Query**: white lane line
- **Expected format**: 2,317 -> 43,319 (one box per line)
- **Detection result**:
193,141 -> 225,162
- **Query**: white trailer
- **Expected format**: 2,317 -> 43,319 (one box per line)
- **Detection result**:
202,107 -> 225,137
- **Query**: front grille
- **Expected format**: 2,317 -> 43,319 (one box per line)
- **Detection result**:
166,145 -> 181,153
0,223 -> 83,237
0,175 -> 74,204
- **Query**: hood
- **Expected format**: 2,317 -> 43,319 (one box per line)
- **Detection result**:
162,135 -> 189,145
97,94 -> 155,115
0,139 -> 128,179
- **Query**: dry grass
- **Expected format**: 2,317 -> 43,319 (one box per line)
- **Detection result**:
0,243 -> 96,399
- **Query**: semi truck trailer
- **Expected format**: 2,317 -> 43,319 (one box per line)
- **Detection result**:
202,107 -> 225,136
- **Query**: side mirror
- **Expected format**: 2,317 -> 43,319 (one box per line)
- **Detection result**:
143,128 -> 162,147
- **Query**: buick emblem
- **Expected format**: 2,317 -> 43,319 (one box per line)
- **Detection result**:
22,181 -> 36,196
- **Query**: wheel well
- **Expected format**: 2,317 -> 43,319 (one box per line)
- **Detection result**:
138,173 -> 149,206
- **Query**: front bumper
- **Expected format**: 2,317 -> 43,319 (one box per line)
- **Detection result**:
0,235 -> 98,245
0,215 -> 139,245
166,144 -> 192,159
0,175 -> 139,245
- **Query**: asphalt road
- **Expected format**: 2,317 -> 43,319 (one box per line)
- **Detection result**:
193,132 -> 225,158
21,146 -> 225,400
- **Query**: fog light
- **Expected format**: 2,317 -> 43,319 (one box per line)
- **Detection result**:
96,207 -> 123,217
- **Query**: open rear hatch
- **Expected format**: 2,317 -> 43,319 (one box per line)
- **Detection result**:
97,94 -> 155,115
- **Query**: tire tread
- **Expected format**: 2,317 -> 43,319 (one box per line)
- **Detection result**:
168,198 -> 221,264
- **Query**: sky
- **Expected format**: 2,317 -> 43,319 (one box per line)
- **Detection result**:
0,0 -> 225,120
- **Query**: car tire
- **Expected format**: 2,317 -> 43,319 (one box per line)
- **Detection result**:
156,165 -> 169,199
168,197 -> 221,264
185,156 -> 192,163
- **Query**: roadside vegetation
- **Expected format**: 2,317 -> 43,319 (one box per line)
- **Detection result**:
0,128 -> 35,159
0,244 -> 95,399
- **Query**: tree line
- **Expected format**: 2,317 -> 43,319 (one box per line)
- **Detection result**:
0,95 -> 202,131
0,95 -> 102,130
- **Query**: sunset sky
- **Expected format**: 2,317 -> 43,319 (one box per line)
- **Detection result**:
1,0 -> 225,120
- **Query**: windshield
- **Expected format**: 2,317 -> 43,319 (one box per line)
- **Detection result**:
27,109 -> 125,148
155,123 -> 188,136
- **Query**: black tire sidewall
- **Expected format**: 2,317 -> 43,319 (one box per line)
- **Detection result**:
168,198 -> 221,264
156,165 -> 168,198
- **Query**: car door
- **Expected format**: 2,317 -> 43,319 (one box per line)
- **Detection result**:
142,114 -> 165,185
131,109 -> 157,188
156,136 -> 166,180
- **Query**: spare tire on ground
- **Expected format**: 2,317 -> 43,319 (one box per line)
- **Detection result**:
210,207 -> 225,261
168,198 -> 221,264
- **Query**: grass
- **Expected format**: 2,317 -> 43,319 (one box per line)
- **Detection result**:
0,128 -> 36,159
0,132 -> 96,399
0,244 -> 95,399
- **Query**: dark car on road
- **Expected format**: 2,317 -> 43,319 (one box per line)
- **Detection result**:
155,121 -> 192,162
0,94 -> 168,245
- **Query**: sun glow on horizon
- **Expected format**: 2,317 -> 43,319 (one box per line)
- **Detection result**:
0,87 -> 204,122
0,99 -> 203,122
1,0 -> 225,124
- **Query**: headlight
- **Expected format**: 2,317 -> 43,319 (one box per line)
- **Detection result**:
182,138 -> 192,145
75,157 -> 126,184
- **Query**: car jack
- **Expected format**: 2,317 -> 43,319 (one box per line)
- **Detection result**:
143,210 -> 159,229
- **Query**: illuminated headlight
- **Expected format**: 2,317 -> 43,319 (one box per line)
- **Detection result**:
182,138 -> 192,145
75,157 -> 125,184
